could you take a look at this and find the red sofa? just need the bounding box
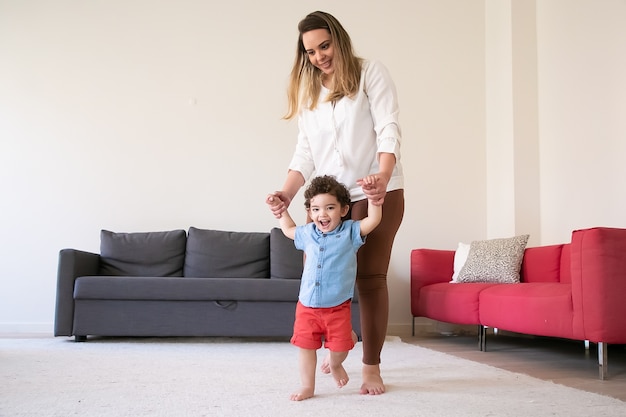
[410,227,626,379]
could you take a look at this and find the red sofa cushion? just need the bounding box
[479,283,574,339]
[416,282,498,325]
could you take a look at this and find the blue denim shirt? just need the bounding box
[294,220,365,308]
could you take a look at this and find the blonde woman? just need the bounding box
[266,10,404,395]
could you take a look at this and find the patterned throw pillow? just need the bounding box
[456,234,530,283]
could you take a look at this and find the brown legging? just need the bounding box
[348,189,404,365]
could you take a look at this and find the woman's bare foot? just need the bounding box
[360,363,385,395]
[320,331,358,374]
[290,386,314,401]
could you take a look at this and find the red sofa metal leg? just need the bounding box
[598,342,608,380]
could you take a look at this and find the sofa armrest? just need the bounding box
[410,249,455,314]
[571,227,626,344]
[54,249,100,336]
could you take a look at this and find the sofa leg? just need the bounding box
[412,317,415,336]
[74,335,87,342]
[598,342,608,380]
[478,325,486,351]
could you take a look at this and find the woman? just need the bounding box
[266,10,404,395]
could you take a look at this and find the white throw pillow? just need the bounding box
[451,242,471,283]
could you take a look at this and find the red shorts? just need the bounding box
[290,299,355,352]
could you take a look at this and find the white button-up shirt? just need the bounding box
[288,60,404,202]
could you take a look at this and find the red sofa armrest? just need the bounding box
[571,227,626,343]
[410,249,455,313]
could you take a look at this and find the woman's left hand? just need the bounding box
[357,174,388,206]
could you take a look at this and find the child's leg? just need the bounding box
[329,349,350,388]
[323,302,358,387]
[291,348,317,401]
[320,330,358,374]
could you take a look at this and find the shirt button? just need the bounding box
[317,265,321,268]
[315,282,320,286]
[319,247,324,251]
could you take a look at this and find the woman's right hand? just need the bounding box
[266,191,291,219]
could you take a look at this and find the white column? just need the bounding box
[485,0,541,243]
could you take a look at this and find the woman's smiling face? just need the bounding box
[302,28,335,75]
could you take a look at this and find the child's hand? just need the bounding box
[357,175,386,206]
[266,192,291,219]
[357,174,378,186]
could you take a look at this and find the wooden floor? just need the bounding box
[399,329,626,402]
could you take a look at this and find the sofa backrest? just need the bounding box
[99,229,187,277]
[520,244,567,283]
[559,244,572,284]
[184,227,270,278]
[269,228,303,279]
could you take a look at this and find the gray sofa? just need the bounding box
[55,227,361,341]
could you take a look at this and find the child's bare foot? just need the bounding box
[360,364,385,395]
[330,363,350,388]
[320,354,331,374]
[290,386,314,401]
[320,331,358,374]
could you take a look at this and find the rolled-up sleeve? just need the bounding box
[365,61,402,160]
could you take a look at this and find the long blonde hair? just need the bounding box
[284,11,362,120]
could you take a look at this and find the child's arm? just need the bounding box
[278,209,297,240]
[357,175,383,236]
[359,198,382,236]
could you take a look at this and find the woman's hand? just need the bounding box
[357,174,388,206]
[266,191,292,219]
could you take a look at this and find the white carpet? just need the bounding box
[1,336,624,417]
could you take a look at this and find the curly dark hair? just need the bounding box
[304,175,351,209]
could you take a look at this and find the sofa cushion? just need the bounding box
[270,227,303,279]
[184,227,270,278]
[457,234,529,283]
[99,229,187,277]
[416,282,498,325]
[520,244,564,283]
[74,276,300,301]
[479,283,574,339]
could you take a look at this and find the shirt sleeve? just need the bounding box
[350,220,366,251]
[363,60,402,160]
[287,117,316,181]
[293,224,306,251]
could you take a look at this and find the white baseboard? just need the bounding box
[0,322,53,335]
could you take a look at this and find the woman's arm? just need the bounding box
[266,170,305,218]
[357,152,395,206]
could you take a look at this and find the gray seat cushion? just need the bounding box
[74,276,301,302]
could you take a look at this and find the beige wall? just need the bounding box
[0,0,623,334]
